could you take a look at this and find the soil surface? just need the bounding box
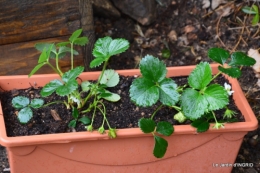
[0,75,241,137]
[1,0,260,172]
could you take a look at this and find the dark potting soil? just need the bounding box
[0,74,243,137]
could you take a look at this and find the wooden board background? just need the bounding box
[0,0,94,75]
[0,0,80,45]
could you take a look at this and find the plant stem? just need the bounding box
[97,58,109,85]
[90,103,97,126]
[211,111,218,124]
[171,105,181,111]
[151,104,163,120]
[82,86,97,109]
[46,62,61,77]
[97,102,112,129]
[210,72,221,82]
[83,58,109,105]
[71,43,73,70]
[55,54,63,76]
[177,85,186,92]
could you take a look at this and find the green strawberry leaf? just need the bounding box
[153,135,168,158]
[229,52,256,67]
[56,41,70,47]
[56,79,78,96]
[79,116,91,125]
[68,120,77,128]
[73,37,88,46]
[99,90,120,102]
[40,79,63,97]
[140,55,167,82]
[92,36,129,61]
[38,48,49,63]
[208,48,230,65]
[99,69,119,87]
[181,84,228,120]
[218,66,241,78]
[156,121,174,136]
[18,107,33,124]
[91,37,129,67]
[81,81,92,92]
[158,78,180,106]
[58,46,72,55]
[30,98,44,109]
[72,107,79,119]
[92,36,112,59]
[130,77,159,107]
[181,88,208,120]
[108,38,130,56]
[28,63,46,77]
[35,43,56,58]
[12,96,30,109]
[138,118,156,133]
[204,84,229,111]
[69,29,83,42]
[191,119,210,133]
[90,57,106,68]
[57,47,79,58]
[99,92,112,98]
[62,66,84,83]
[188,62,212,90]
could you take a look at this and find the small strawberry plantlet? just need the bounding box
[242,4,259,26]
[12,96,44,123]
[80,36,129,137]
[130,48,256,158]
[11,29,130,138]
[130,55,179,158]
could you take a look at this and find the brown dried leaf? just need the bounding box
[216,6,233,17]
[183,25,195,34]
[144,28,158,38]
[135,24,144,37]
[167,30,177,42]
[248,49,260,73]
[202,0,227,10]
[248,49,260,87]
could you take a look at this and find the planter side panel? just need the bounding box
[7,131,245,173]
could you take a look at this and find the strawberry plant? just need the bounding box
[12,29,130,138]
[130,48,256,158]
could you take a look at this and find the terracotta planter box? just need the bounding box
[0,64,258,173]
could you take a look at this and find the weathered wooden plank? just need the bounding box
[79,0,95,71]
[0,37,84,75]
[0,0,81,45]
